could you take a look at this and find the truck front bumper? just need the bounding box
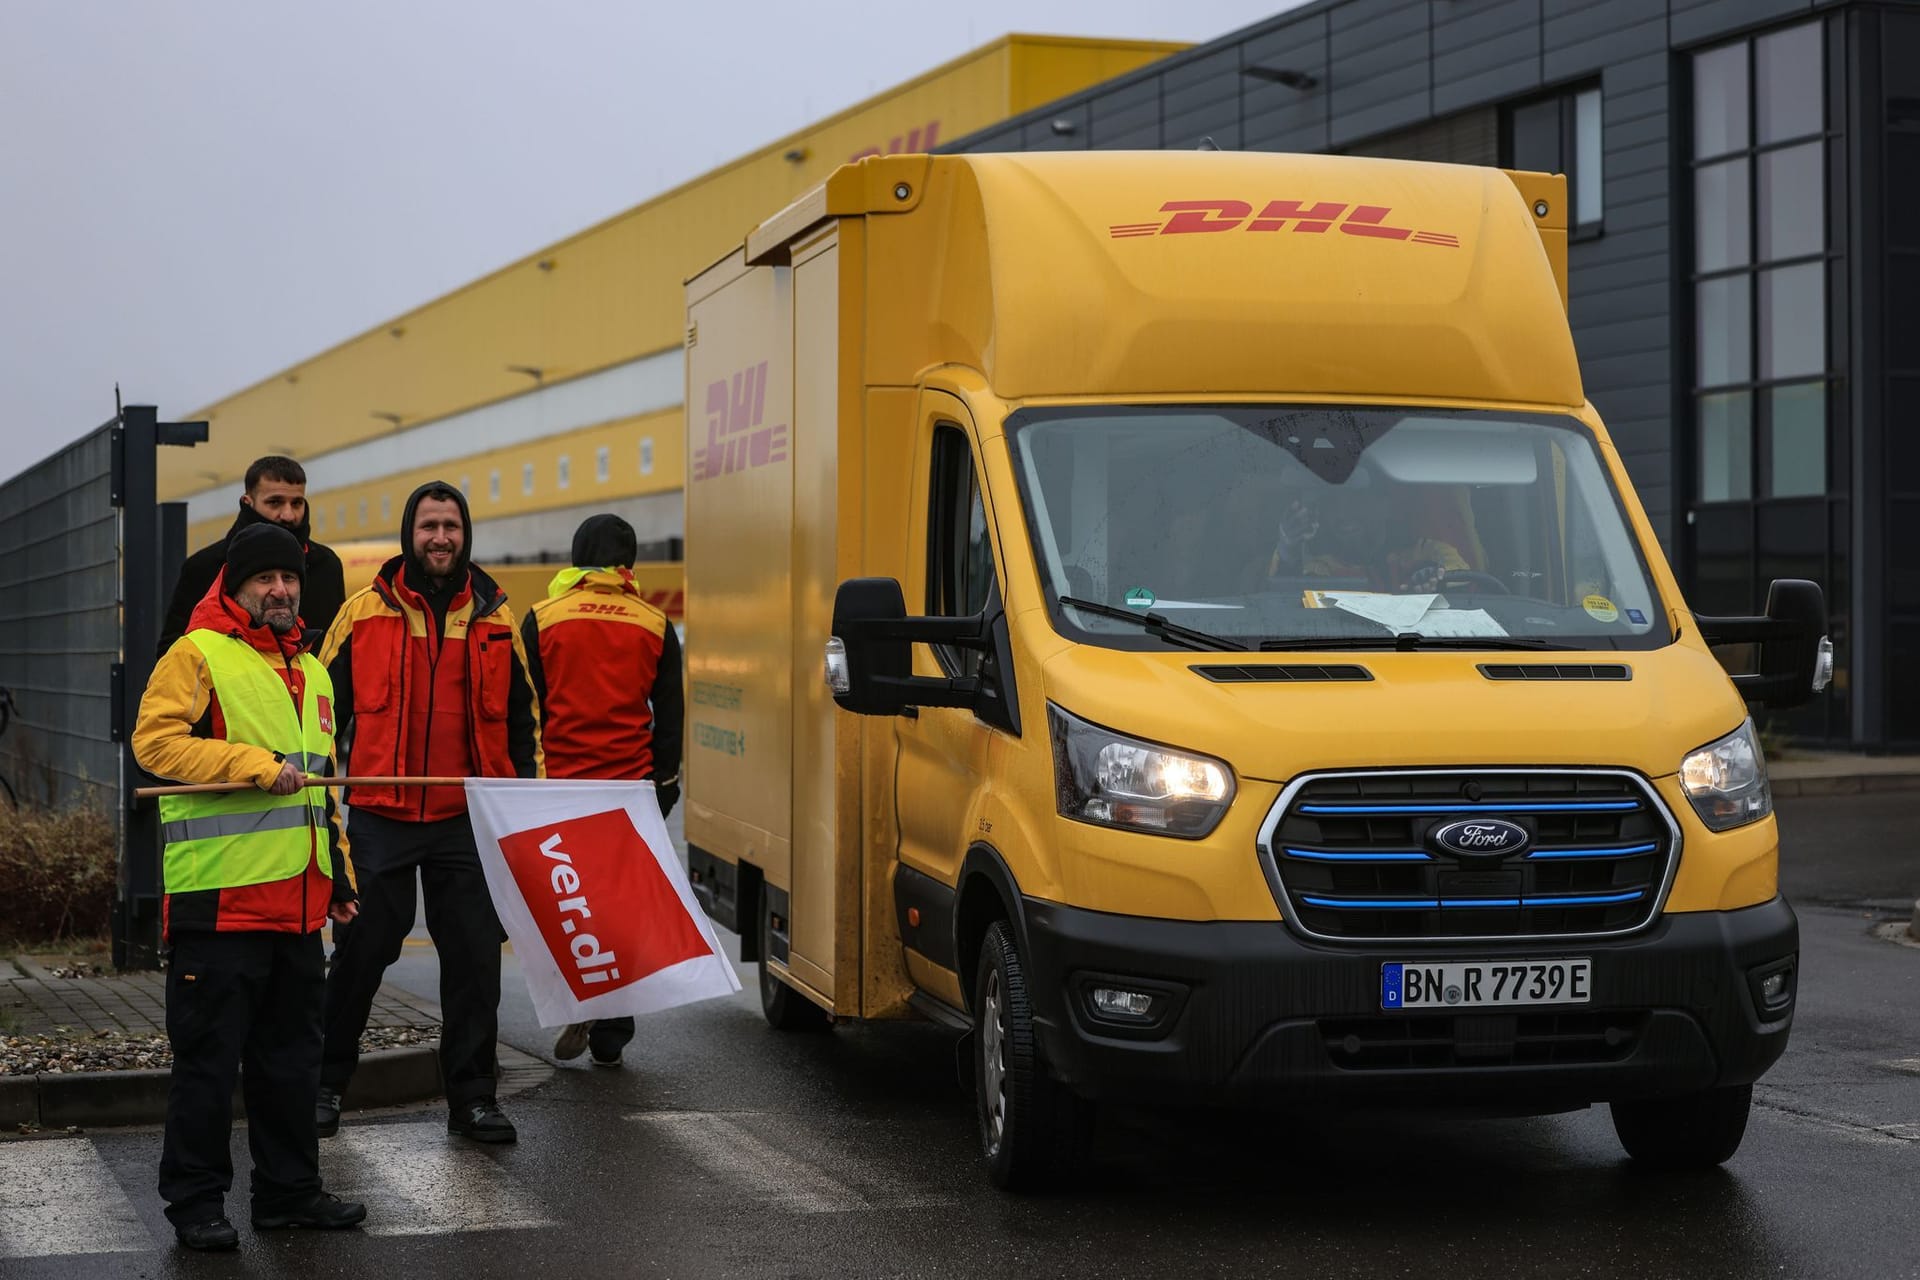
[1020,895,1796,1110]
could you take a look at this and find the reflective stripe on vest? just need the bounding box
[159,633,336,895]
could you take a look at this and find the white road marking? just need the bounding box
[324,1121,556,1237]
[631,1111,866,1214]
[0,1139,152,1258]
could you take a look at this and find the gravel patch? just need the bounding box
[0,1024,440,1076]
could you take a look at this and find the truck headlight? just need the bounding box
[1679,719,1772,832]
[1049,704,1234,838]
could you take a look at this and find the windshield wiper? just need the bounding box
[1260,633,1578,652]
[1056,596,1248,652]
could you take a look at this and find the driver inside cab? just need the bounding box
[1265,473,1477,593]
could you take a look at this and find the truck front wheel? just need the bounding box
[758,893,829,1032]
[973,920,1091,1190]
[1610,1083,1753,1169]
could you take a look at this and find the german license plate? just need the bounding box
[1382,959,1591,1011]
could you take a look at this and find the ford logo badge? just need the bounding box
[1429,817,1531,861]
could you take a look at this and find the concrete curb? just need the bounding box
[2,1044,443,1131]
[1770,771,1920,798]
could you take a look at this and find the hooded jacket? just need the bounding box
[318,482,543,823]
[522,566,682,783]
[133,573,353,937]
[159,501,346,656]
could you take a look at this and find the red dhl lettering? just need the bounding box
[1110,199,1460,248]
[849,120,941,163]
[692,360,789,482]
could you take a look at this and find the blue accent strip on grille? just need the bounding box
[1299,895,1439,910]
[1522,889,1645,907]
[1297,801,1641,815]
[1526,842,1661,860]
[1284,848,1431,862]
[1298,889,1646,911]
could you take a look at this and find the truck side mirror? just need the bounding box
[1696,578,1833,710]
[825,577,1020,732]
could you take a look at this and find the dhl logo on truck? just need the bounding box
[1110,199,1460,247]
[692,360,789,482]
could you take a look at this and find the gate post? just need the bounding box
[110,404,206,970]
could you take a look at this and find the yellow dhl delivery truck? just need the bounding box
[681,151,1832,1189]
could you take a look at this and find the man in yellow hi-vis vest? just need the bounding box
[134,524,368,1251]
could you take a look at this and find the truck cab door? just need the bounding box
[893,391,1002,985]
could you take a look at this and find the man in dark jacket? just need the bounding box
[315,481,542,1144]
[522,514,683,1067]
[161,456,347,656]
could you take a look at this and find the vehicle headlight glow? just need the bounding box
[1049,704,1235,838]
[1678,719,1772,832]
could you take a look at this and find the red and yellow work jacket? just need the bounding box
[319,557,542,822]
[521,567,682,782]
[132,579,350,937]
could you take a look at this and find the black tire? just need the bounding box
[1610,1083,1753,1170]
[758,892,830,1032]
[973,919,1092,1191]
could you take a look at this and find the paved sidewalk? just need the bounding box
[1768,750,1920,797]
[1,954,438,1039]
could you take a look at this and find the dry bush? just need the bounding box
[0,804,117,946]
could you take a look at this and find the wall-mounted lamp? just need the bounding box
[1242,65,1319,90]
[537,258,556,272]
[783,147,809,163]
[507,365,545,385]
[370,412,404,428]
[1050,117,1078,136]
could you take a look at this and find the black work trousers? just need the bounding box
[322,811,502,1107]
[159,930,325,1227]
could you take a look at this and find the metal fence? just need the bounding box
[0,423,121,812]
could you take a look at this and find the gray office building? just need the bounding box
[949,0,1920,749]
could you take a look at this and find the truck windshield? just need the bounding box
[1006,405,1672,652]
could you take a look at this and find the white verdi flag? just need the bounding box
[466,778,742,1029]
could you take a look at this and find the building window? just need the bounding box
[459,475,470,497]
[639,437,655,476]
[522,463,535,496]
[314,508,325,532]
[358,500,368,526]
[596,446,610,483]
[1502,85,1603,237]
[557,455,570,490]
[1690,21,1831,504]
[380,495,390,523]
[336,505,345,529]
[489,470,501,503]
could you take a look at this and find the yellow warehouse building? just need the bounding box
[164,34,1184,594]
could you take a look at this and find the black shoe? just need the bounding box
[589,1048,623,1067]
[253,1191,367,1231]
[175,1216,240,1251]
[448,1099,517,1143]
[315,1087,343,1138]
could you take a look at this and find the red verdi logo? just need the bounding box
[497,808,713,1000]
[1110,199,1460,247]
[693,360,789,482]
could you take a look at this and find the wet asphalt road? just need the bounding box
[3,793,1918,1279]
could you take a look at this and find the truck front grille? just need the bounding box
[1259,769,1679,943]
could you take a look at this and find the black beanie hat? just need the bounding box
[223,524,306,596]
[570,514,638,569]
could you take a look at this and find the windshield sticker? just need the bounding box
[1583,594,1619,623]
[1124,587,1156,610]
[1625,608,1647,625]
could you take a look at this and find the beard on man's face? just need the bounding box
[244,593,301,636]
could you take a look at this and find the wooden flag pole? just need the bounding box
[133,776,468,799]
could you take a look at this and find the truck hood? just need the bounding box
[1037,638,1747,784]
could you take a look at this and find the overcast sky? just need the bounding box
[0,1,1303,484]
